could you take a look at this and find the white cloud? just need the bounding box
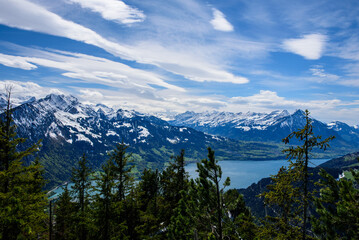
[0,53,37,70]
[0,0,247,85]
[282,34,327,60]
[0,80,64,99]
[210,8,234,32]
[309,65,339,82]
[0,50,186,92]
[229,90,342,111]
[79,89,104,101]
[67,0,145,24]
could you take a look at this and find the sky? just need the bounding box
[0,0,359,125]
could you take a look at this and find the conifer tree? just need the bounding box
[282,110,334,239]
[196,147,230,240]
[0,89,47,239]
[312,167,359,239]
[107,143,135,238]
[93,161,115,240]
[260,109,334,239]
[258,166,302,239]
[222,189,257,240]
[160,149,189,228]
[136,168,161,239]
[167,190,194,240]
[71,153,93,240]
[108,143,134,202]
[54,186,76,240]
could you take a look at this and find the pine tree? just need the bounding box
[0,90,47,239]
[282,109,334,239]
[258,166,302,239]
[167,190,194,240]
[136,168,161,239]
[222,189,257,240]
[108,143,134,202]
[196,147,230,239]
[312,166,359,239]
[71,153,93,240]
[93,161,115,240]
[107,143,135,239]
[260,109,334,239]
[54,186,76,240]
[160,149,189,228]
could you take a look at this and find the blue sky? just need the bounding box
[0,0,359,125]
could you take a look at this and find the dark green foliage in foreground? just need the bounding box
[312,165,359,239]
[0,91,47,240]
[258,110,335,240]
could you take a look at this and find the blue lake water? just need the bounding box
[48,159,329,199]
[185,159,329,189]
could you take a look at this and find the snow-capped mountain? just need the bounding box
[170,110,359,147]
[4,94,284,188]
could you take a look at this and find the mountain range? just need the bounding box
[170,110,359,149]
[1,94,285,188]
[2,93,358,188]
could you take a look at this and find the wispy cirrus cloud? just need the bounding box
[210,8,234,32]
[0,0,248,85]
[282,34,327,60]
[0,53,37,70]
[309,65,339,82]
[67,0,146,24]
[0,50,185,92]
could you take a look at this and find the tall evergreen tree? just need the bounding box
[196,147,230,240]
[312,167,359,239]
[260,109,334,239]
[282,110,334,239]
[93,161,115,240]
[136,168,161,239]
[0,90,47,239]
[107,143,135,239]
[71,153,93,240]
[54,186,76,240]
[160,149,189,228]
[108,143,134,202]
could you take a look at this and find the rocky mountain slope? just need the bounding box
[2,94,283,188]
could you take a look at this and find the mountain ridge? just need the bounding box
[2,93,286,189]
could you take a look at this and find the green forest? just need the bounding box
[1,96,358,239]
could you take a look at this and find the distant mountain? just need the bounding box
[170,110,359,150]
[3,94,284,189]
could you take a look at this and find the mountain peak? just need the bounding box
[293,109,305,116]
[39,94,79,112]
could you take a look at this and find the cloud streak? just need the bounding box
[0,0,247,85]
[0,50,185,92]
[67,0,146,24]
[0,53,37,70]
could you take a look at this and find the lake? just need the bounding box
[186,159,329,189]
[48,159,329,199]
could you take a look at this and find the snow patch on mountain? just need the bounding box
[76,134,93,146]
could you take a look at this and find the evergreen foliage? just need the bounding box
[312,166,359,239]
[0,90,47,239]
[260,109,334,239]
[70,154,93,240]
